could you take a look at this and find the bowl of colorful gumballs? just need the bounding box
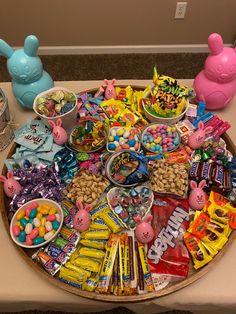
[141,123,180,154]
[33,87,77,132]
[107,126,140,153]
[10,198,63,248]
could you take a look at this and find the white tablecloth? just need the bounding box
[0,80,236,314]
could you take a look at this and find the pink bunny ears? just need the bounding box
[76,199,93,212]
[0,170,14,182]
[104,79,116,86]
[198,121,213,134]
[208,33,224,56]
[190,180,206,190]
[134,214,153,224]
[48,118,62,129]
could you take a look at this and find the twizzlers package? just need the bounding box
[148,195,190,278]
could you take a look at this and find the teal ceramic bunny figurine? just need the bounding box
[0,35,54,109]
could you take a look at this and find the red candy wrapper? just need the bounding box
[147,195,190,279]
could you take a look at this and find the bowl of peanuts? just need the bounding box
[10,198,63,249]
[63,169,110,207]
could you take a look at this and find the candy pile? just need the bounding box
[35,89,76,117]
[142,124,180,153]
[12,200,61,246]
[2,74,235,298]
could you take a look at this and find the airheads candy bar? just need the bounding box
[148,195,190,278]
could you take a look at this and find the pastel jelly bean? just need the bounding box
[16,210,25,220]
[44,230,55,241]
[38,226,46,237]
[52,220,60,230]
[36,212,43,220]
[20,218,28,228]
[49,207,57,215]
[12,225,20,237]
[25,223,33,234]
[55,214,61,222]
[18,231,26,242]
[25,207,32,217]
[33,217,41,227]
[29,228,39,240]
[47,214,56,222]
[26,235,33,246]
[45,221,53,232]
[41,217,46,226]
[16,221,24,230]
[33,237,45,245]
[29,208,38,219]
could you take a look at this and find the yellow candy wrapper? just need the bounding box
[83,275,99,292]
[138,241,154,292]
[79,238,107,250]
[80,229,111,240]
[99,208,124,233]
[118,108,140,126]
[59,266,87,282]
[100,99,126,120]
[73,256,101,273]
[97,234,120,293]
[90,218,110,230]
[78,247,106,260]
[116,86,133,105]
[64,261,91,278]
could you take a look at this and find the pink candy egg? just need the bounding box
[29,228,39,240]
[115,146,122,152]
[134,142,139,151]
[122,143,130,149]
[26,235,33,246]
[25,206,32,217]
[12,225,20,237]
[47,214,56,222]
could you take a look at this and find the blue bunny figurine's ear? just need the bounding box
[24,35,39,57]
[0,39,14,58]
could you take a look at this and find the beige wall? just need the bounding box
[1,0,236,46]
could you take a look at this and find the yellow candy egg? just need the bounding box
[16,221,24,230]
[38,226,46,237]
[49,207,57,215]
[41,208,49,215]
[171,126,176,132]
[24,216,29,221]
[41,217,46,226]
[117,128,125,136]
[166,127,172,132]
[108,136,114,142]
[16,210,25,221]
[36,212,42,220]
[146,143,151,148]
[154,138,161,144]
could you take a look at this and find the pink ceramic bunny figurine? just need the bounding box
[48,118,68,145]
[188,121,212,149]
[0,170,22,198]
[104,79,116,99]
[134,214,154,244]
[189,180,207,210]
[73,199,93,232]
[193,33,236,110]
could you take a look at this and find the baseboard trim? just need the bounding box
[14,44,233,55]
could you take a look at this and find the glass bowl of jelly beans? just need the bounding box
[33,87,77,132]
[141,123,180,154]
[107,127,140,153]
[10,199,63,249]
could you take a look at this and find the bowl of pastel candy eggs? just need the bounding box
[141,123,180,154]
[10,199,63,248]
[107,127,140,153]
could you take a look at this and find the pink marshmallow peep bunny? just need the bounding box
[0,170,22,198]
[188,121,212,149]
[193,33,236,110]
[134,214,154,244]
[189,180,207,210]
[48,118,68,145]
[73,199,93,232]
[104,79,116,99]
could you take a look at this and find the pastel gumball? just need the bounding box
[12,225,20,237]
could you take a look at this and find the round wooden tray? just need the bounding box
[1,86,236,303]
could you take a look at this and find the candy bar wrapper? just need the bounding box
[34,135,53,153]
[59,266,87,284]
[61,199,78,218]
[15,132,45,150]
[27,119,51,135]
[32,249,61,276]
[64,261,91,278]
[127,231,137,293]
[188,211,229,252]
[79,238,107,250]
[118,108,140,126]
[98,208,123,233]
[73,256,101,273]
[45,243,68,264]
[36,143,63,162]
[138,241,154,292]
[123,233,131,294]
[97,234,120,293]
[80,229,111,240]
[184,232,216,270]
[116,86,133,105]
[58,276,83,289]
[100,99,126,120]
[90,218,110,231]
[83,275,99,292]
[59,225,80,246]
[135,241,145,293]
[78,247,106,260]
[52,236,76,256]
[61,205,74,228]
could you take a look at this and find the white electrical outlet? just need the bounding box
[175,2,187,19]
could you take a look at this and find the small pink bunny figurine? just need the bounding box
[0,171,22,198]
[188,121,212,149]
[104,79,116,100]
[134,214,154,244]
[193,33,236,110]
[73,199,93,232]
[48,118,68,145]
[189,180,207,210]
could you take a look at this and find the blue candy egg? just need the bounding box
[143,135,148,141]
[33,237,45,245]
[20,218,28,228]
[128,139,136,147]
[114,135,120,142]
[108,143,116,151]
[18,231,26,242]
[155,144,160,150]
[29,208,38,219]
[150,146,156,152]
[52,220,60,230]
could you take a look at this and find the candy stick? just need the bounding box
[94,86,105,98]
[135,241,145,291]
[212,122,231,140]
[128,236,134,281]
[127,230,137,291]
[138,241,154,292]
[193,112,214,127]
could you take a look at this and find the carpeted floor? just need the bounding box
[0,52,198,314]
[0,53,207,82]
